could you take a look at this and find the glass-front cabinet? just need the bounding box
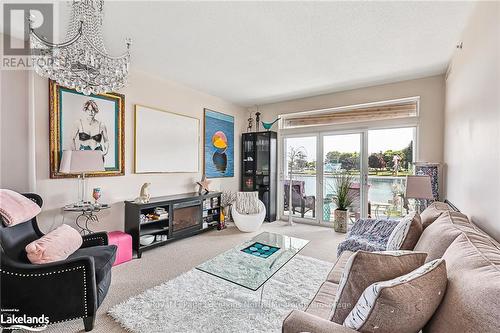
[241,131,277,221]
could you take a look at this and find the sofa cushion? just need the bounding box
[424,232,500,333]
[344,259,447,333]
[330,250,427,324]
[420,201,451,229]
[386,212,422,250]
[305,281,339,319]
[327,250,355,284]
[414,211,475,262]
[68,245,117,287]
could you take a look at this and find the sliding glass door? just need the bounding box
[367,128,415,218]
[281,126,416,224]
[322,133,362,223]
[283,136,317,221]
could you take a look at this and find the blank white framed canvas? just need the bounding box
[134,104,199,173]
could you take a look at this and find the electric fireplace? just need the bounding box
[172,200,201,233]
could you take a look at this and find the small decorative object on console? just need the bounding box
[262,118,280,131]
[134,182,151,203]
[255,111,261,131]
[197,174,211,194]
[247,113,254,132]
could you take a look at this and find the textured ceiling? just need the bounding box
[6,1,476,106]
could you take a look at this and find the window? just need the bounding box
[282,98,418,129]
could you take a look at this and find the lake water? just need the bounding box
[291,174,406,204]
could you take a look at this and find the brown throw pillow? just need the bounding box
[386,212,423,250]
[343,259,447,333]
[330,250,427,324]
[420,201,451,229]
[414,211,474,262]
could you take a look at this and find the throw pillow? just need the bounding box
[0,189,41,226]
[236,192,260,214]
[330,250,427,324]
[343,259,447,333]
[420,201,451,229]
[414,210,474,262]
[386,212,422,250]
[25,224,83,264]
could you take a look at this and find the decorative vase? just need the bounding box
[223,206,231,222]
[218,206,229,230]
[334,209,349,233]
[92,187,101,205]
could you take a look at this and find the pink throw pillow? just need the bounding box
[26,225,83,264]
[0,189,41,226]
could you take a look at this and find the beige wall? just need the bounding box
[257,75,446,164]
[0,69,31,192]
[31,70,245,232]
[444,2,500,241]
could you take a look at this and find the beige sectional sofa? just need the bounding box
[283,209,500,333]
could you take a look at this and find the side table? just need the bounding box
[63,203,110,235]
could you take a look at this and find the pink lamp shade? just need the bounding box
[59,150,105,174]
[405,175,434,200]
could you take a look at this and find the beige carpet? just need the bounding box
[43,221,345,333]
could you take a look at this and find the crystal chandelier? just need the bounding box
[30,0,131,95]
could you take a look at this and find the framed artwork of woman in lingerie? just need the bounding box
[49,80,125,178]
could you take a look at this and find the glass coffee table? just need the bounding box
[196,232,309,305]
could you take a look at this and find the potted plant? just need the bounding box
[331,173,354,233]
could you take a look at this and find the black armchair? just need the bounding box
[0,193,116,332]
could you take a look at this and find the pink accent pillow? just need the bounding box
[26,225,83,264]
[0,189,41,226]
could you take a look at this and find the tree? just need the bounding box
[325,151,342,164]
[294,154,308,170]
[306,160,316,169]
[339,152,359,171]
[402,141,413,169]
[368,153,386,173]
[288,148,307,171]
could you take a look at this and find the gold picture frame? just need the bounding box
[49,80,125,178]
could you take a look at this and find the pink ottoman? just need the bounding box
[108,231,132,266]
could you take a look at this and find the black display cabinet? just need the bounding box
[241,131,277,221]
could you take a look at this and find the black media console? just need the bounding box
[124,191,222,258]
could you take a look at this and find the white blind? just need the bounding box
[283,100,418,129]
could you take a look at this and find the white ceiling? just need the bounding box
[6,1,476,106]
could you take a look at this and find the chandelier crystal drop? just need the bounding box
[30,0,131,95]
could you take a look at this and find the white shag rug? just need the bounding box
[108,255,333,333]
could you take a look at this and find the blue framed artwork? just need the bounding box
[204,109,234,178]
[49,80,125,178]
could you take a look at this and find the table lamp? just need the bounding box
[59,150,105,206]
[405,175,434,213]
